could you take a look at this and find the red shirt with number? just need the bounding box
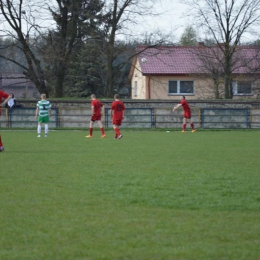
[111,100,125,125]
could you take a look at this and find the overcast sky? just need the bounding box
[135,1,189,42]
[149,2,188,33]
[132,0,258,44]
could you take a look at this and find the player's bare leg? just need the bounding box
[113,124,122,139]
[86,121,94,137]
[0,134,4,151]
[112,125,118,139]
[98,120,106,138]
[182,118,187,132]
[187,118,196,132]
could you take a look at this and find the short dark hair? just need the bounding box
[114,94,119,99]
[182,95,186,99]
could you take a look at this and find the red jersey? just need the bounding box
[111,100,125,120]
[0,90,9,116]
[0,90,9,101]
[180,99,191,119]
[180,99,190,111]
[91,99,103,116]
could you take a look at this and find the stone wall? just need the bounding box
[17,99,260,109]
[1,99,259,129]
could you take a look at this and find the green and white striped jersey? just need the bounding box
[37,100,51,117]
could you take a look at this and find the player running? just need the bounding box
[173,95,196,133]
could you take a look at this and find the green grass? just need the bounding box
[0,130,260,260]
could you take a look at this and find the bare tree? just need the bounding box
[0,0,49,95]
[0,0,105,97]
[192,44,225,98]
[101,0,158,97]
[181,0,260,98]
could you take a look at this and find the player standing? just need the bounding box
[173,95,196,132]
[35,94,52,137]
[110,94,125,139]
[0,90,12,151]
[86,94,106,138]
[0,90,11,152]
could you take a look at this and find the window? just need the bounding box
[168,80,194,95]
[169,81,177,93]
[134,81,137,97]
[233,81,252,95]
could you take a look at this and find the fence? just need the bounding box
[1,107,260,129]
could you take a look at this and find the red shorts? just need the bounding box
[113,118,122,126]
[91,115,101,121]
[183,110,191,119]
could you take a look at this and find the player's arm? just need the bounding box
[35,107,39,119]
[110,109,113,118]
[91,105,94,116]
[173,104,182,111]
[0,95,12,107]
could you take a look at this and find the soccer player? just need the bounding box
[173,95,196,132]
[0,90,12,151]
[86,94,106,138]
[110,94,125,139]
[35,94,52,137]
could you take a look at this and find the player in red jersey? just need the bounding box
[86,94,106,138]
[110,94,125,139]
[173,95,196,132]
[0,90,12,151]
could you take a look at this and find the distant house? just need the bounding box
[0,73,40,99]
[129,45,260,99]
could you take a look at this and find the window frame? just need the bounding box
[233,81,253,96]
[168,80,195,95]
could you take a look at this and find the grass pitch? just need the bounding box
[0,130,260,260]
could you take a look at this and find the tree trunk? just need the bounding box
[52,60,67,97]
[23,70,49,97]
[213,79,220,99]
[224,55,232,99]
[106,31,116,97]
[106,55,114,97]
[54,71,65,97]
[37,80,49,97]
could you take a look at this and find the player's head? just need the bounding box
[114,94,119,100]
[41,94,46,100]
[181,95,185,100]
[91,94,96,99]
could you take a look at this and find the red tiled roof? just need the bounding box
[136,45,260,75]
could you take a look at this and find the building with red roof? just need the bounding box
[0,73,40,99]
[129,44,260,99]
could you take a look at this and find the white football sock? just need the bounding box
[37,125,41,134]
[45,124,49,135]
